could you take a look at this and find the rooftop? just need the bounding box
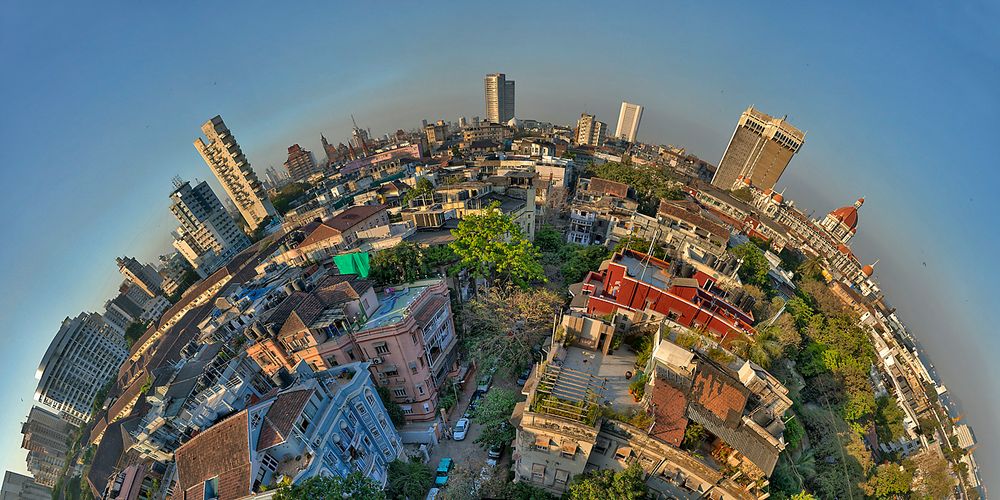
[362,279,440,329]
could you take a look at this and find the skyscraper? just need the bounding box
[614,101,644,143]
[485,73,515,124]
[169,179,250,277]
[575,113,606,147]
[194,115,276,232]
[1,471,52,500]
[283,144,320,182]
[34,313,127,427]
[711,106,805,191]
[115,256,162,298]
[20,407,73,488]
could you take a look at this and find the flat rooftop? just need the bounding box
[554,346,638,411]
[619,253,672,290]
[362,279,440,329]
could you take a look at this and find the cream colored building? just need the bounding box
[575,113,606,147]
[194,115,277,232]
[711,106,805,192]
[614,101,643,143]
[485,73,515,124]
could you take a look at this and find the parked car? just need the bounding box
[453,418,470,440]
[477,373,493,393]
[486,444,504,466]
[464,390,484,418]
[517,367,532,387]
[426,487,440,500]
[434,458,453,486]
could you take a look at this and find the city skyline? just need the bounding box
[0,0,997,490]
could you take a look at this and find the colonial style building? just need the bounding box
[247,276,457,423]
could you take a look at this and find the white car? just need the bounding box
[453,417,470,440]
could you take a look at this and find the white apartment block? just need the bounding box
[34,313,128,427]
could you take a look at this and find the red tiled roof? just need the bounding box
[413,293,446,327]
[256,389,314,451]
[587,177,629,199]
[175,410,251,500]
[690,363,749,427]
[649,380,689,447]
[326,205,386,232]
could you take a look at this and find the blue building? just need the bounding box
[172,361,402,500]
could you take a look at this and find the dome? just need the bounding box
[743,177,752,186]
[764,188,774,196]
[772,192,784,203]
[861,264,874,277]
[828,197,864,231]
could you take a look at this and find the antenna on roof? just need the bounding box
[171,176,185,189]
[351,114,359,129]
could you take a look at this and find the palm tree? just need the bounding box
[732,326,784,369]
[796,257,823,281]
[776,448,817,492]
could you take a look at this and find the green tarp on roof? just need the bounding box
[332,251,371,278]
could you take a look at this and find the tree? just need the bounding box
[681,422,706,450]
[533,225,564,254]
[123,321,150,349]
[273,473,385,499]
[471,388,518,449]
[370,242,429,286]
[386,459,433,500]
[377,386,407,426]
[461,286,563,377]
[560,245,611,283]
[542,186,570,226]
[863,463,912,499]
[449,202,544,288]
[773,448,816,494]
[270,182,308,214]
[790,492,817,500]
[402,177,435,206]
[731,325,784,369]
[874,395,907,443]
[566,462,647,500]
[731,242,770,288]
[918,454,954,500]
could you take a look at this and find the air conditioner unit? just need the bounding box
[372,357,384,364]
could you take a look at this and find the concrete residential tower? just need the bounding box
[575,113,606,147]
[34,313,127,427]
[194,115,276,232]
[20,407,73,487]
[614,101,643,142]
[485,73,515,124]
[169,179,250,277]
[711,106,805,191]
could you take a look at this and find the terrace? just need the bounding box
[361,280,438,330]
[530,343,639,424]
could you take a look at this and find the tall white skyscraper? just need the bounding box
[34,313,127,427]
[485,73,515,124]
[614,101,644,142]
[169,179,250,277]
[194,115,276,232]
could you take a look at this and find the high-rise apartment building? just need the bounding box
[1,471,52,500]
[116,256,162,298]
[169,179,250,277]
[614,101,643,143]
[20,407,73,487]
[711,106,805,192]
[194,115,276,232]
[283,144,320,182]
[485,73,515,124]
[34,313,127,427]
[575,113,606,147]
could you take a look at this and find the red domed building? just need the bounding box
[819,198,864,244]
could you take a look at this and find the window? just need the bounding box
[374,343,390,355]
[401,405,413,415]
[346,348,356,361]
[204,477,219,499]
[365,390,377,407]
[554,469,570,486]
[531,463,546,482]
[393,388,406,398]
[416,384,425,395]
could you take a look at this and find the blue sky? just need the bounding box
[1,0,997,486]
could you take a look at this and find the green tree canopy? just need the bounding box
[730,241,771,288]
[449,202,543,287]
[461,286,563,377]
[385,459,433,500]
[273,473,385,500]
[402,177,435,206]
[864,463,913,499]
[566,462,647,500]
[471,388,518,449]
